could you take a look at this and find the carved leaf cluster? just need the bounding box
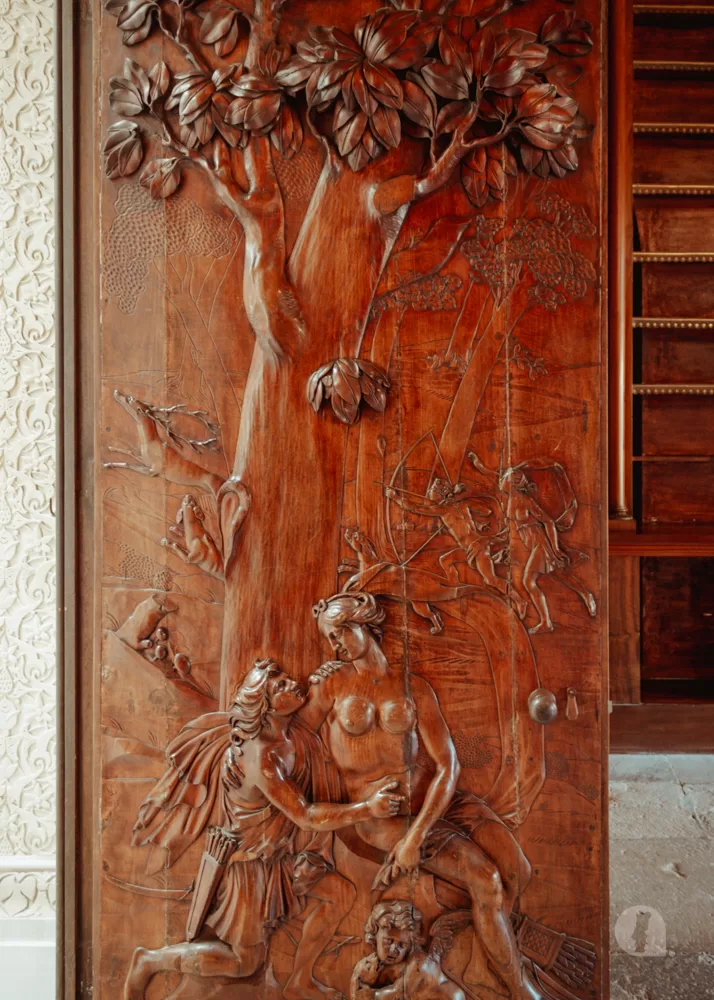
[105,0,158,46]
[278,11,437,170]
[307,359,391,425]
[102,2,595,205]
[462,142,517,207]
[104,121,144,179]
[225,47,304,157]
[166,66,246,147]
[197,0,245,56]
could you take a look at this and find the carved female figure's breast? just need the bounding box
[335,694,416,737]
[337,695,375,736]
[380,697,417,735]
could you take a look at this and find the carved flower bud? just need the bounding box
[307,358,390,425]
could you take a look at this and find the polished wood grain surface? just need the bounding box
[62,0,607,996]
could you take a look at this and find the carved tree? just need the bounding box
[103,0,594,702]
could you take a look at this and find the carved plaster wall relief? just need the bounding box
[0,0,56,917]
[94,0,606,997]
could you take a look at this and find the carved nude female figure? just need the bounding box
[301,593,533,1000]
[124,658,402,1000]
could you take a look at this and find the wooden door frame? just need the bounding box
[57,2,99,997]
[55,2,612,997]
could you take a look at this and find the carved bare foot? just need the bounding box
[584,592,597,617]
[528,620,554,635]
[343,528,378,569]
[124,946,154,1000]
[409,601,444,634]
[283,977,346,1000]
[512,596,529,620]
[428,607,444,634]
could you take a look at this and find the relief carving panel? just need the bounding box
[92,0,605,996]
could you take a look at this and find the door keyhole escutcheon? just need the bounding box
[567,688,579,721]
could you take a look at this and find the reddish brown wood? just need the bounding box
[634,78,714,121]
[633,21,714,62]
[639,262,714,316]
[635,198,714,252]
[642,397,714,453]
[642,462,714,523]
[609,557,642,704]
[61,1,608,997]
[641,557,714,680]
[611,703,714,752]
[609,527,714,556]
[609,0,635,521]
[642,324,714,384]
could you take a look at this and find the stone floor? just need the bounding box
[610,754,714,999]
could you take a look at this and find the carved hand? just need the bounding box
[308,660,343,684]
[354,988,377,1000]
[354,955,381,987]
[388,834,422,878]
[367,780,404,819]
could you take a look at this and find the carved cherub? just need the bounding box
[350,901,465,1000]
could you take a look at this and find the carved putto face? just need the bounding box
[266,671,306,716]
[375,924,413,966]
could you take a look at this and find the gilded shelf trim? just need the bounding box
[634,5,714,14]
[632,317,714,328]
[633,184,714,196]
[634,252,714,262]
[634,60,714,72]
[633,383,714,395]
[634,122,714,135]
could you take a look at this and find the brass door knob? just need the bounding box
[528,688,558,725]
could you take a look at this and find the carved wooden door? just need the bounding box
[63,0,607,997]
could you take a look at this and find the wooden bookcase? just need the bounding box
[609,0,714,750]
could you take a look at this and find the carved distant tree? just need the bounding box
[102,0,594,701]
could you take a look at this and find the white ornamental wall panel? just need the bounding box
[0,0,56,930]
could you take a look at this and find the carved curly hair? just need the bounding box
[364,900,424,948]
[312,591,386,641]
[228,658,281,755]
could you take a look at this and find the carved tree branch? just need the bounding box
[157,3,211,75]
[373,110,515,216]
[475,0,529,28]
[245,0,282,65]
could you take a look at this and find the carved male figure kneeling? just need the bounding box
[124,658,401,1000]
